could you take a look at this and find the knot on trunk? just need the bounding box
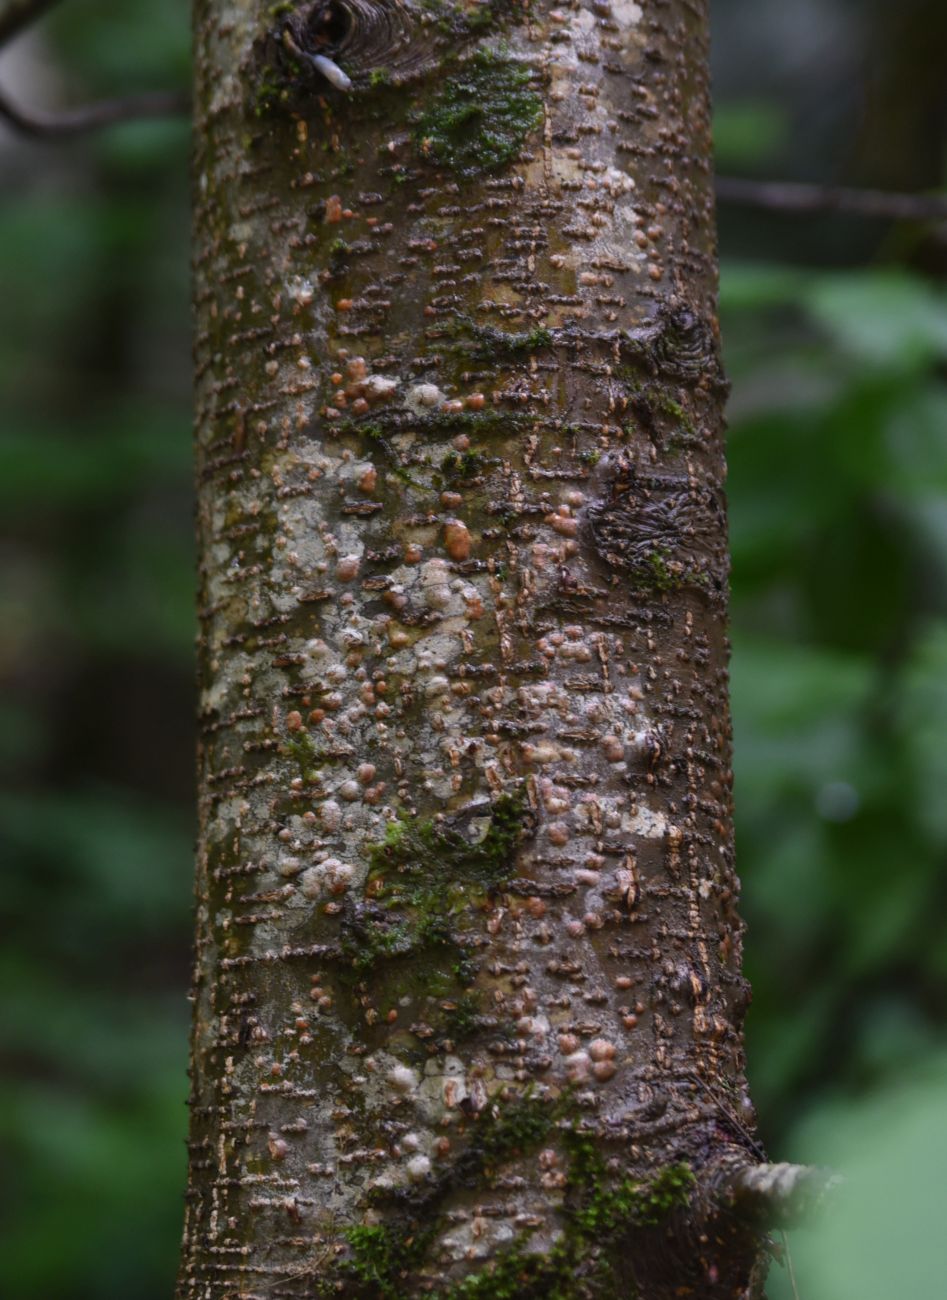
[622,299,728,390]
[283,0,437,90]
[649,302,718,381]
[583,454,729,595]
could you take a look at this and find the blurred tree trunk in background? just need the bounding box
[853,0,947,195]
[179,1,788,1295]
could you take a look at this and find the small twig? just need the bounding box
[0,0,63,49]
[726,1160,841,1228]
[0,83,189,137]
[716,175,947,223]
[688,1071,806,1296]
[783,1231,802,1300]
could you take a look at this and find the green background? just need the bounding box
[1,1,945,1295]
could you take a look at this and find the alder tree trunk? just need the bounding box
[180,1,810,1296]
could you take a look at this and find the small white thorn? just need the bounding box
[308,53,353,92]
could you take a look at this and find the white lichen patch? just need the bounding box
[405,1153,432,1182]
[602,166,635,197]
[406,382,446,411]
[287,276,316,306]
[299,858,355,899]
[622,805,667,839]
[440,1217,517,1261]
[388,1062,420,1095]
[612,0,644,26]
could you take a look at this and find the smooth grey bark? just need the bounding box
[179,2,813,1296]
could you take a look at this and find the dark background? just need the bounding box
[1,1,945,1295]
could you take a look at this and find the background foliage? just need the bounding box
[0,1,945,1296]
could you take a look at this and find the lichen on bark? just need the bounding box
[180,0,780,1296]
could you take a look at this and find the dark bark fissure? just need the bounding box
[179,2,812,1296]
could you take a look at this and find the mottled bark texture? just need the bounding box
[180,1,782,1296]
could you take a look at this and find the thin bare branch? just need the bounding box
[0,83,189,137]
[0,0,63,48]
[716,175,947,223]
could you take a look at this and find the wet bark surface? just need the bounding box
[180,1,767,1295]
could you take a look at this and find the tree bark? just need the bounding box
[179,2,786,1296]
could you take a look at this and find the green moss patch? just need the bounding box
[284,730,338,780]
[342,1222,437,1298]
[415,51,542,176]
[367,789,527,904]
[315,1065,697,1299]
[447,316,553,358]
[344,790,527,976]
[448,1145,694,1299]
[332,1098,693,1299]
[441,449,488,480]
[474,1092,555,1171]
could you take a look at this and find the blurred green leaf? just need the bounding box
[771,1063,947,1300]
[899,621,947,844]
[0,411,190,512]
[0,789,193,942]
[732,636,871,766]
[804,271,947,367]
[93,117,191,173]
[0,1078,186,1300]
[719,260,805,313]
[883,387,947,492]
[48,0,191,92]
[713,102,789,167]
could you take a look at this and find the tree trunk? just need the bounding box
[179,2,804,1296]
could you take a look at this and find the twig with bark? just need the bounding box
[0,0,188,138]
[715,175,947,223]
